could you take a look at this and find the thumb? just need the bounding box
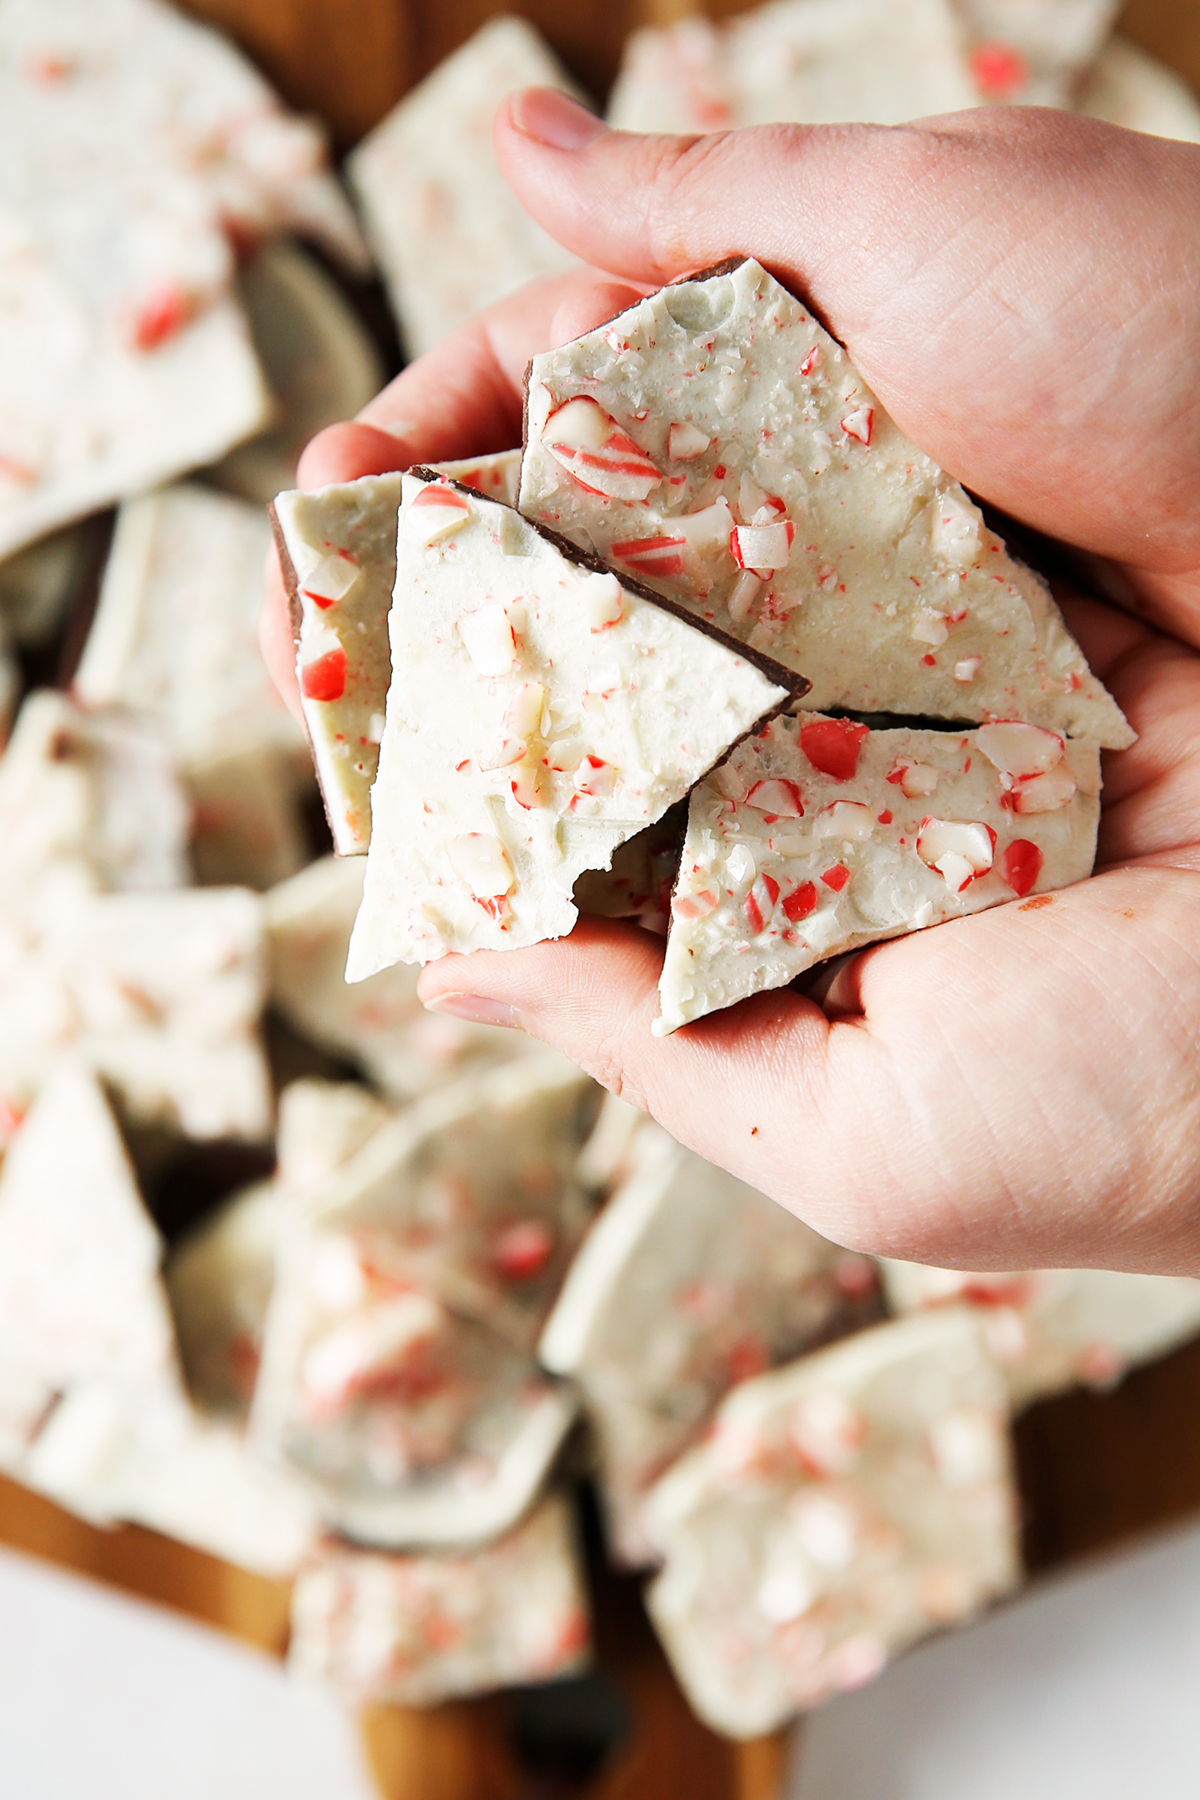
[495,91,1200,572]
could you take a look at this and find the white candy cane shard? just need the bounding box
[607,0,978,133]
[348,472,798,980]
[643,1310,1019,1739]
[539,1128,879,1566]
[209,242,384,506]
[273,473,404,854]
[520,258,1132,750]
[347,17,583,358]
[251,1060,594,1547]
[657,713,1101,1035]
[1076,37,1200,144]
[954,0,1118,106]
[264,855,544,1099]
[289,1492,591,1705]
[880,1261,1200,1409]
[0,1065,179,1398]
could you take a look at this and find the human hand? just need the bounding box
[280,97,1200,1275]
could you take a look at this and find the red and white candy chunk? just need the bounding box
[543,398,663,503]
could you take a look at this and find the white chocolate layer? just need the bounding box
[349,472,793,979]
[658,712,1100,1034]
[520,259,1131,749]
[0,1064,178,1398]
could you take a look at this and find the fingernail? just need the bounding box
[423,993,524,1031]
[510,87,604,151]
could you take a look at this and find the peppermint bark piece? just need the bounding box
[251,1060,594,1547]
[0,690,189,900]
[349,472,799,979]
[0,886,271,1143]
[0,1064,179,1404]
[954,0,1117,106]
[290,1493,591,1705]
[21,1382,318,1576]
[210,242,384,506]
[347,17,581,357]
[540,1127,879,1565]
[77,482,311,888]
[608,0,978,134]
[167,1081,390,1419]
[1076,38,1200,143]
[879,1262,1200,1408]
[273,473,403,854]
[644,1310,1019,1738]
[273,458,522,855]
[658,713,1100,1034]
[520,258,1132,749]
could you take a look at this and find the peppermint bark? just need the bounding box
[520,258,1131,749]
[658,713,1101,1034]
[348,472,799,980]
[273,474,403,855]
[540,1126,878,1566]
[346,16,581,357]
[644,1310,1019,1737]
[251,1060,595,1547]
[880,1261,1200,1408]
[608,0,977,134]
[289,1493,591,1706]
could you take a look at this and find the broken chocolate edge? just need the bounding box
[267,499,363,858]
[407,468,811,702]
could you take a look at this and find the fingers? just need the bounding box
[297,421,414,489]
[496,92,1200,574]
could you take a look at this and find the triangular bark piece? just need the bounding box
[348,471,801,979]
[0,1064,178,1396]
[520,258,1132,749]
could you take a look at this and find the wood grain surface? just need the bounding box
[4,4,1200,1797]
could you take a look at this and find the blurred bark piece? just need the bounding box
[175,0,412,147]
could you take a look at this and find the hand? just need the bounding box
[281,96,1200,1275]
